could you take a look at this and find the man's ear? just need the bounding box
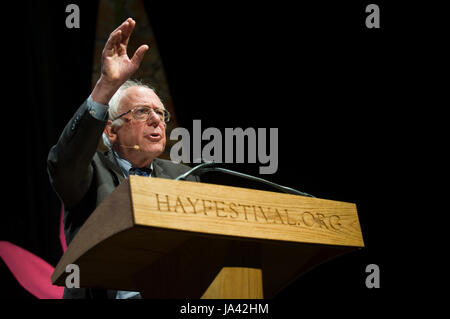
[104,120,118,144]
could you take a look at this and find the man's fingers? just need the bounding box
[104,29,122,53]
[111,18,133,35]
[104,18,135,56]
[120,18,135,47]
[130,44,149,67]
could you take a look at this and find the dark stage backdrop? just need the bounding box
[2,0,100,299]
[1,0,412,307]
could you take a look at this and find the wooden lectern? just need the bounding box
[52,176,364,298]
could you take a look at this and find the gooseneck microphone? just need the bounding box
[175,161,314,197]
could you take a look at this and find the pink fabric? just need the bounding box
[60,205,67,253]
[0,206,67,299]
[0,241,64,299]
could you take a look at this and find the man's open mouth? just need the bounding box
[145,133,162,141]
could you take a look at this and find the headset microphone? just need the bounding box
[120,145,140,150]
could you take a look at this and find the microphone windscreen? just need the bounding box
[120,144,140,150]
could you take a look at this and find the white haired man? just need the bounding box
[47,18,199,299]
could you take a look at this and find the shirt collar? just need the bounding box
[112,150,153,178]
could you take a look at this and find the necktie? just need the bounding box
[129,167,152,177]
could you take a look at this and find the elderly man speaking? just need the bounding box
[47,18,199,299]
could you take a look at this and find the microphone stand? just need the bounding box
[175,161,314,198]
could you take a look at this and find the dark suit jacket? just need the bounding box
[47,99,199,299]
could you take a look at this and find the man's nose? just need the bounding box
[146,109,161,126]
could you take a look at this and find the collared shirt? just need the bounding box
[113,150,154,178]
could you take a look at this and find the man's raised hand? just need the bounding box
[92,18,149,105]
[102,18,148,82]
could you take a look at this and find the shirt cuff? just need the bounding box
[87,95,109,121]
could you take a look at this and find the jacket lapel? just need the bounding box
[152,158,173,180]
[98,150,125,184]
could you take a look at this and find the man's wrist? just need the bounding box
[91,76,122,105]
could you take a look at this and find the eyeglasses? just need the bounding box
[112,105,171,123]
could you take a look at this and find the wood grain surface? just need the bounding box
[130,176,364,247]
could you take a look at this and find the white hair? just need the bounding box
[108,79,161,128]
[101,79,164,149]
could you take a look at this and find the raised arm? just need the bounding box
[48,18,148,208]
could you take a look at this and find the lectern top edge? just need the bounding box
[129,177,365,248]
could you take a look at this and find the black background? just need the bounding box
[1,0,430,313]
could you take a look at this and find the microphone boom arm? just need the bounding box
[175,162,314,197]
